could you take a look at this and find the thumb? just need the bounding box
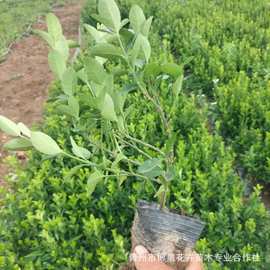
[133,245,173,270]
[185,251,203,270]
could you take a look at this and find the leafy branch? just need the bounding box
[0,0,184,210]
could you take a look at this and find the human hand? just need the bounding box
[133,245,203,270]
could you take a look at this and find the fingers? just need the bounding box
[133,245,173,270]
[185,251,204,270]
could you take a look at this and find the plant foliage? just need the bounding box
[0,1,270,269]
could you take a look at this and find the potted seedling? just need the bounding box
[0,1,204,269]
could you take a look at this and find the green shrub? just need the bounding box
[0,1,269,270]
[110,0,270,183]
[215,72,270,182]
[1,88,270,269]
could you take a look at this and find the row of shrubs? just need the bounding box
[0,0,269,269]
[100,0,270,184]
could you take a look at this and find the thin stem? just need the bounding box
[89,141,114,156]
[124,140,152,159]
[86,81,95,97]
[117,35,132,69]
[124,133,165,156]
[160,187,167,210]
[159,175,169,210]
[112,132,122,153]
[100,120,106,158]
[90,137,140,167]
[62,152,95,166]
[116,134,152,159]
[124,157,140,166]
[117,34,172,210]
[117,34,168,131]
[20,133,31,140]
[126,158,136,174]
[132,72,169,131]
[125,172,148,180]
[105,167,148,181]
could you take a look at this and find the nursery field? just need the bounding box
[0,0,270,269]
[0,0,70,61]
[0,1,82,185]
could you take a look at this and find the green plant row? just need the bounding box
[0,1,269,269]
[96,0,270,184]
[0,0,69,60]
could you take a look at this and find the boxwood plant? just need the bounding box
[0,0,270,269]
[110,0,270,184]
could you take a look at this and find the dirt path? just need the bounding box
[0,2,82,185]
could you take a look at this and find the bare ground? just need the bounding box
[0,2,82,185]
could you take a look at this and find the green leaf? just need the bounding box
[55,35,69,61]
[119,175,128,186]
[144,62,182,78]
[131,34,151,64]
[98,0,121,32]
[144,63,162,78]
[139,34,151,62]
[18,122,31,138]
[90,14,109,28]
[117,115,125,131]
[46,13,62,42]
[161,63,182,78]
[182,56,194,66]
[100,93,118,122]
[119,27,134,44]
[31,131,62,156]
[85,57,107,84]
[165,166,175,182]
[68,96,80,119]
[70,137,91,160]
[61,68,77,96]
[129,5,145,33]
[67,39,79,48]
[91,43,123,59]
[138,158,163,178]
[141,16,153,37]
[77,68,88,84]
[112,90,128,114]
[0,115,20,136]
[57,104,72,116]
[103,74,114,96]
[64,164,86,180]
[121,18,129,28]
[4,138,32,151]
[87,169,103,196]
[173,73,184,97]
[112,152,126,169]
[130,35,142,65]
[48,50,66,80]
[84,24,103,42]
[96,83,107,109]
[34,29,54,48]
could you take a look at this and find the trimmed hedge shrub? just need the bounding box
[1,84,270,269]
[105,0,270,183]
